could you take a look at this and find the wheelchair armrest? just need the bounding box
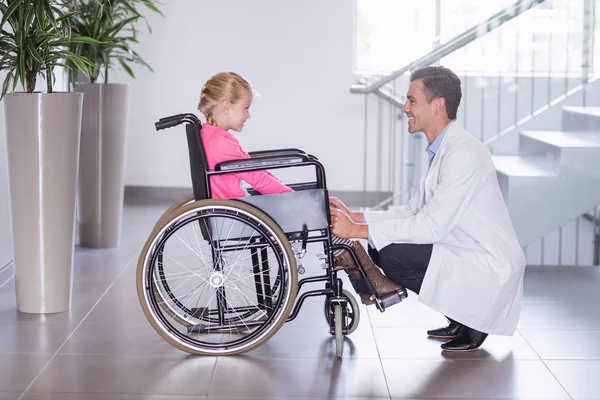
[247,181,319,196]
[214,154,310,172]
[248,148,306,158]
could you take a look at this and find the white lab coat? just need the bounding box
[364,120,526,336]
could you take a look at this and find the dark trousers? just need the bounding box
[368,243,433,295]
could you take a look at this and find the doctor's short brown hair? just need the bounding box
[410,66,462,120]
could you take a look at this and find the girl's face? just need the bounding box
[223,90,252,132]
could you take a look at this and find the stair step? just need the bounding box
[521,130,600,148]
[562,106,600,132]
[562,106,600,117]
[492,156,557,177]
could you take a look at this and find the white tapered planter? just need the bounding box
[4,92,83,314]
[75,83,130,248]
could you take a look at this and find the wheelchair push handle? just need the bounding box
[155,113,201,131]
[155,115,183,131]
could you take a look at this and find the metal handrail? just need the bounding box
[483,74,600,147]
[350,0,547,94]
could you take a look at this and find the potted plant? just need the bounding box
[68,0,162,248]
[0,0,97,313]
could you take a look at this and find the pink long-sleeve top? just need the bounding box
[201,123,293,199]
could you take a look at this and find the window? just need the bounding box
[355,0,591,77]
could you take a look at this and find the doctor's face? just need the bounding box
[401,79,435,134]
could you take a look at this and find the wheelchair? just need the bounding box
[136,113,408,358]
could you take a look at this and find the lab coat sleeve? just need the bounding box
[364,194,418,223]
[368,150,488,250]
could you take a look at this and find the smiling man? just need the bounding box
[330,66,526,352]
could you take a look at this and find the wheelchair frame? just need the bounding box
[136,112,404,358]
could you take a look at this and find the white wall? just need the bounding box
[109,0,365,191]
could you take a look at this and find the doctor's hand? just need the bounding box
[329,197,364,223]
[331,208,368,239]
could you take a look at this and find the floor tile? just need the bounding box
[522,267,600,305]
[58,321,183,356]
[209,357,389,398]
[245,324,380,359]
[207,397,389,400]
[80,295,150,328]
[0,394,22,400]
[546,360,600,399]
[0,322,73,354]
[28,354,216,395]
[382,358,570,399]
[366,295,448,329]
[518,302,600,329]
[374,328,539,360]
[21,394,207,400]
[0,353,51,392]
[520,329,600,360]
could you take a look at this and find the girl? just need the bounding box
[197,71,404,305]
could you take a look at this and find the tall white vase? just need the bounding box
[4,92,83,314]
[75,83,130,248]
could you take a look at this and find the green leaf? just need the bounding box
[56,11,76,22]
[0,0,24,29]
[118,57,135,79]
[1,71,13,99]
[144,2,163,16]
[57,35,105,45]
[25,40,44,64]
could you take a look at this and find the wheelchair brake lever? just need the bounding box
[299,224,308,259]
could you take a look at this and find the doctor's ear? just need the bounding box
[434,97,446,115]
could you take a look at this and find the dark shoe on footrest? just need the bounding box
[441,327,488,352]
[427,318,463,340]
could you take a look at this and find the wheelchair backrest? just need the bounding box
[185,121,211,201]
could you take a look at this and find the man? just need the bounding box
[330,65,526,352]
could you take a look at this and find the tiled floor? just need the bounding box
[1,199,600,399]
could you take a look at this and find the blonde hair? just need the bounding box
[198,72,254,125]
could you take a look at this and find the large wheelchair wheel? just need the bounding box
[153,193,195,231]
[148,193,197,325]
[137,199,298,355]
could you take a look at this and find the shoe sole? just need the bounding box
[428,334,458,340]
[441,346,480,352]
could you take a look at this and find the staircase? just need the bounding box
[352,0,600,265]
[494,107,600,247]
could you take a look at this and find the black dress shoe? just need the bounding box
[427,318,463,339]
[441,326,488,352]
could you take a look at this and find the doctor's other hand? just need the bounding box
[331,208,359,239]
[329,197,363,223]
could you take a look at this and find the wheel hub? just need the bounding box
[209,272,225,288]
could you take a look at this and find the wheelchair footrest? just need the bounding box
[377,288,409,311]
